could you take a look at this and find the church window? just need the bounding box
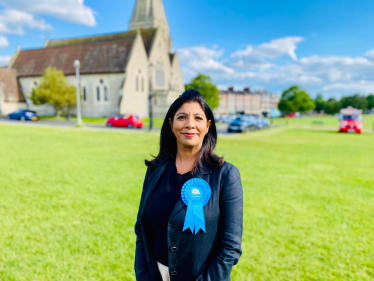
[141,77,144,92]
[97,87,100,101]
[104,87,108,101]
[136,77,139,91]
[83,87,87,101]
[100,79,103,84]
[155,69,165,87]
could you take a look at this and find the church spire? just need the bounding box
[129,0,169,32]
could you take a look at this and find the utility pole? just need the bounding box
[73,60,82,126]
[148,63,154,131]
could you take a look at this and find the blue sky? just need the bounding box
[1,0,374,98]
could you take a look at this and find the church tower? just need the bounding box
[129,0,171,54]
[129,0,169,32]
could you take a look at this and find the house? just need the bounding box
[216,87,279,116]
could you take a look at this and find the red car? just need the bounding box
[106,114,143,128]
[339,107,363,133]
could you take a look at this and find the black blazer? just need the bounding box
[134,156,243,281]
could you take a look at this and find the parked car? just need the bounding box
[339,107,363,133]
[228,115,257,133]
[106,114,143,128]
[285,112,300,118]
[220,115,237,124]
[7,110,39,121]
[255,117,270,129]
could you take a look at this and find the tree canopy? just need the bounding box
[324,98,342,115]
[365,94,374,110]
[278,86,315,113]
[185,74,219,109]
[30,67,77,118]
[340,94,368,111]
[314,94,327,113]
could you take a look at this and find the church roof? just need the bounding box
[0,68,25,102]
[46,29,156,54]
[11,29,156,77]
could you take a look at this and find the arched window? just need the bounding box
[136,77,139,91]
[156,69,165,87]
[104,86,108,101]
[155,58,165,87]
[97,86,100,101]
[83,87,87,101]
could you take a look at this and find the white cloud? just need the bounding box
[0,0,96,27]
[178,36,374,97]
[0,35,9,48]
[0,9,51,35]
[323,80,374,92]
[0,55,10,66]
[231,36,305,63]
[178,46,234,81]
[365,49,374,61]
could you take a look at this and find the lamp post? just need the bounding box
[148,63,154,131]
[73,60,82,126]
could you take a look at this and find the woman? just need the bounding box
[134,89,243,281]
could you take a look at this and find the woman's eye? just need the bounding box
[195,117,203,120]
[177,116,186,119]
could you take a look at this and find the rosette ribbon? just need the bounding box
[181,178,211,234]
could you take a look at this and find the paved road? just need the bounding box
[0,118,234,134]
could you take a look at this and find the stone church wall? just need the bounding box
[18,73,125,118]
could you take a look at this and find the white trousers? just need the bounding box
[157,262,170,281]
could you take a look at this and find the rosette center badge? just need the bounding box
[181,178,211,234]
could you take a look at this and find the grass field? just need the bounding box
[273,115,374,130]
[0,123,373,280]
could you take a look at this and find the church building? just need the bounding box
[5,0,184,118]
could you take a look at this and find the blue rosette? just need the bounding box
[181,178,211,234]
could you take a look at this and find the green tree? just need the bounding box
[314,93,327,113]
[185,74,219,109]
[365,94,374,110]
[340,94,368,111]
[278,85,315,113]
[31,67,77,118]
[324,98,342,115]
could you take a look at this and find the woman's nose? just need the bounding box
[185,116,195,129]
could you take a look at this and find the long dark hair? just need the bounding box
[145,89,224,174]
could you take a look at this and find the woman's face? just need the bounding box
[169,102,212,149]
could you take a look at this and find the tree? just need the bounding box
[340,94,368,111]
[324,98,341,115]
[314,93,327,113]
[185,74,219,109]
[366,94,374,110]
[278,85,315,113]
[31,67,77,118]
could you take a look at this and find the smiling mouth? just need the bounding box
[182,133,197,138]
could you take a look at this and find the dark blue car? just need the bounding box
[228,115,257,133]
[7,110,39,121]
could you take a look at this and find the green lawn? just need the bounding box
[0,123,373,280]
[273,115,374,130]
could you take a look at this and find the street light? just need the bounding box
[73,60,82,126]
[148,63,154,131]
